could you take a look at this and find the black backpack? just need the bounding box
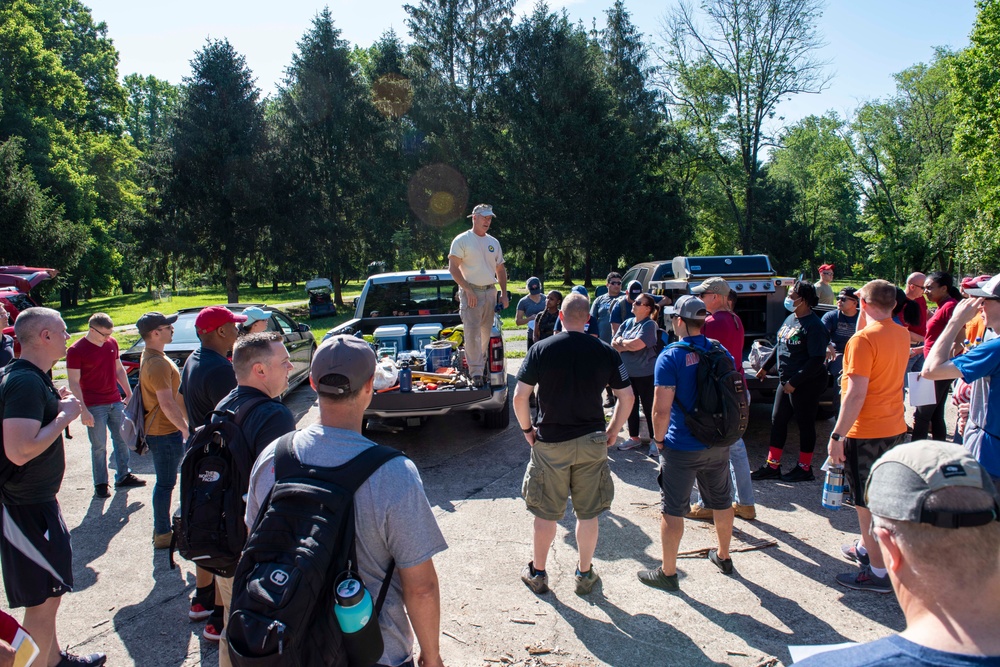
[668,340,749,447]
[227,432,404,667]
[170,396,270,577]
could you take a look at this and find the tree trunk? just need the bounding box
[584,249,592,288]
[272,278,279,294]
[743,181,755,255]
[562,250,572,286]
[332,270,344,308]
[534,246,545,279]
[60,287,71,309]
[226,262,239,303]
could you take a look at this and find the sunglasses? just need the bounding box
[609,281,622,286]
[836,297,857,303]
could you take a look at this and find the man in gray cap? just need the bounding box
[245,335,448,667]
[515,277,545,348]
[448,204,509,387]
[639,296,738,591]
[796,440,1000,666]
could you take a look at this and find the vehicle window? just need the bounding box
[622,268,640,285]
[171,315,200,344]
[364,279,459,316]
[651,264,674,281]
[272,312,296,335]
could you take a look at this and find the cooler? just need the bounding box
[410,323,443,350]
[373,324,409,357]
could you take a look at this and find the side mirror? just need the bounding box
[298,323,310,333]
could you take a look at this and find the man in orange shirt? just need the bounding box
[827,280,910,593]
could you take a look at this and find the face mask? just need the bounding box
[784,297,797,312]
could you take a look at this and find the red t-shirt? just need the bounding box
[703,309,746,381]
[907,297,928,338]
[923,297,958,358]
[66,336,122,406]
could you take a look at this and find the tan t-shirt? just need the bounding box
[816,282,835,305]
[140,348,185,436]
[449,229,504,287]
[840,319,910,439]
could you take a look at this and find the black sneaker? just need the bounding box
[94,484,110,498]
[58,652,107,666]
[708,549,734,575]
[781,465,815,483]
[637,567,679,591]
[115,473,147,488]
[751,463,782,480]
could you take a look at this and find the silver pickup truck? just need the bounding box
[323,269,510,429]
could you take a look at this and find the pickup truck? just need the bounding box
[323,269,510,429]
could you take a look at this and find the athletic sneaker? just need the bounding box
[58,652,107,666]
[575,567,600,595]
[751,463,782,480]
[841,539,871,567]
[189,595,214,621]
[781,465,815,483]
[617,437,643,451]
[733,503,757,521]
[202,621,222,642]
[637,567,679,591]
[648,443,659,459]
[520,561,549,594]
[708,549,734,575]
[94,484,110,499]
[115,473,146,488]
[836,565,892,593]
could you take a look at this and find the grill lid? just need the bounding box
[671,255,775,279]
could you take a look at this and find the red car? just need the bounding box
[0,266,58,320]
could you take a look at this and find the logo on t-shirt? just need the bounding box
[685,352,699,366]
[488,245,495,253]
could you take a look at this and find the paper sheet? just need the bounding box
[907,372,936,407]
[788,642,858,663]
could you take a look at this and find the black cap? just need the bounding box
[136,311,178,336]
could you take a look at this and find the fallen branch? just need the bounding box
[510,618,536,625]
[678,539,777,558]
[443,630,467,645]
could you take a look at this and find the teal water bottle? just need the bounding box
[333,569,384,664]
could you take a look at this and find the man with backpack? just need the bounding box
[239,335,447,667]
[179,306,244,636]
[639,296,742,592]
[1,308,106,666]
[191,332,296,664]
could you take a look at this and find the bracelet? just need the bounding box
[521,425,534,433]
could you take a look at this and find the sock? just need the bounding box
[194,584,214,605]
[766,447,783,467]
[869,565,888,579]
[856,543,868,557]
[576,566,592,577]
[797,453,813,468]
[530,562,546,576]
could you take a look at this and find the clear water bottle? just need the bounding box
[822,465,845,511]
[399,362,412,392]
[333,570,384,664]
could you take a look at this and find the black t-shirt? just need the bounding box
[517,331,631,442]
[1,360,63,504]
[214,386,296,464]
[534,311,560,341]
[180,346,237,430]
[0,335,14,367]
[770,312,829,386]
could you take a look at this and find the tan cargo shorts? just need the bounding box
[521,431,614,521]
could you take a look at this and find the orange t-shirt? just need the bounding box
[965,314,987,346]
[840,319,910,439]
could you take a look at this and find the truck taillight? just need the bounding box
[489,336,503,373]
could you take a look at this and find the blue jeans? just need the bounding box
[146,432,183,536]
[690,438,756,507]
[87,402,131,486]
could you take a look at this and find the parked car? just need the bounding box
[0,265,58,320]
[119,304,316,396]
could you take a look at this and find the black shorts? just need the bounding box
[658,446,732,517]
[0,501,73,608]
[844,434,906,509]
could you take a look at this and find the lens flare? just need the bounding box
[407,164,469,227]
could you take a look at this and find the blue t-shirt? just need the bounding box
[609,296,634,326]
[654,334,731,451]
[795,635,1000,666]
[822,309,859,353]
[953,338,1000,477]
[590,293,619,343]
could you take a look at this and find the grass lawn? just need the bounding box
[57,283,366,334]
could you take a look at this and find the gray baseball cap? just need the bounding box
[665,295,708,321]
[866,440,1000,528]
[136,311,178,336]
[967,274,1000,298]
[311,335,376,395]
[691,277,731,297]
[468,204,496,218]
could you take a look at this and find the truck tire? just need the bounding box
[484,392,511,429]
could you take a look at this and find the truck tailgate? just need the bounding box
[369,386,492,412]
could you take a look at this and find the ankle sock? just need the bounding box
[869,565,888,579]
[532,565,546,577]
[856,543,868,557]
[767,447,783,467]
[194,584,215,605]
[576,566,591,577]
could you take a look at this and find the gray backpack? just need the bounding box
[120,387,156,455]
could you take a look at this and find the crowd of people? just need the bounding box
[1,203,999,667]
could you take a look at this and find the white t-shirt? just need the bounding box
[449,229,504,287]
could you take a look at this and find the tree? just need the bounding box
[655,0,829,254]
[167,39,269,303]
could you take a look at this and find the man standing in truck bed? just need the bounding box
[449,204,509,388]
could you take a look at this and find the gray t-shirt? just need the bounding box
[618,317,658,378]
[245,424,448,666]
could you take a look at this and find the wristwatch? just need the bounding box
[522,425,534,433]
[830,433,843,441]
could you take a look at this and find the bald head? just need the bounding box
[905,272,926,299]
[14,307,62,348]
[560,293,590,327]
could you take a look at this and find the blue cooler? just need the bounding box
[410,323,443,350]
[373,324,409,358]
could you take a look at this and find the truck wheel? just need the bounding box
[484,392,511,429]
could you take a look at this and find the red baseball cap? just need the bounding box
[961,275,993,291]
[195,306,247,334]
[818,264,834,272]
